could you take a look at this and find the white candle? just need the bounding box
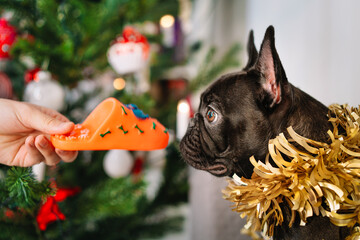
[159,14,175,47]
[176,99,190,140]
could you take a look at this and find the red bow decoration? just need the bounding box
[36,186,80,231]
[24,67,41,83]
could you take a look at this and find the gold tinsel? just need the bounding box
[223,104,360,239]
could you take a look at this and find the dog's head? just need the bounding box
[180,26,292,177]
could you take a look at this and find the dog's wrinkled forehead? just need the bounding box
[200,71,253,110]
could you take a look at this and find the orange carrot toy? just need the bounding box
[51,98,169,151]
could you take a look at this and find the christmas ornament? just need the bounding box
[36,185,80,231]
[144,167,163,201]
[223,104,360,239]
[0,72,13,99]
[132,152,145,176]
[37,196,65,231]
[23,71,65,111]
[51,97,169,151]
[144,149,166,200]
[77,78,98,94]
[4,209,15,219]
[0,18,16,59]
[20,55,36,69]
[54,187,81,202]
[107,26,150,75]
[24,67,40,83]
[103,150,134,178]
[32,162,46,182]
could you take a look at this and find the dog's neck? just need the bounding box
[269,83,331,142]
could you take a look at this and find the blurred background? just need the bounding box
[1,0,360,240]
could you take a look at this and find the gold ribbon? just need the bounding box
[223,104,360,239]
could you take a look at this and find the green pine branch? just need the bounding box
[3,167,53,209]
[1,0,180,86]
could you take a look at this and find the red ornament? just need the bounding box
[4,209,15,219]
[53,187,81,202]
[0,72,13,99]
[115,26,150,58]
[24,67,41,83]
[132,155,145,176]
[36,197,65,231]
[107,27,150,75]
[36,186,80,231]
[0,18,17,59]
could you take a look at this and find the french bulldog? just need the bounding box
[180,26,350,239]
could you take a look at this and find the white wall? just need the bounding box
[246,0,360,106]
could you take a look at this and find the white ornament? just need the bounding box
[107,42,148,75]
[103,150,134,178]
[77,79,98,94]
[24,71,65,111]
[32,162,46,182]
[144,149,166,200]
[144,168,163,201]
[147,149,166,168]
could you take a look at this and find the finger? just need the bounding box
[55,149,78,163]
[35,104,70,122]
[23,135,44,167]
[21,104,74,135]
[34,135,61,166]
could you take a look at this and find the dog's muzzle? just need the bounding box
[180,116,232,177]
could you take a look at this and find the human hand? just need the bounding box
[0,99,78,167]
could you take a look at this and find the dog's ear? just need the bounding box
[243,30,258,71]
[255,26,287,108]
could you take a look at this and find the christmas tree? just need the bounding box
[0,1,241,239]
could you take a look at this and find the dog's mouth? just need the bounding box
[203,163,229,176]
[179,118,231,177]
[180,150,230,177]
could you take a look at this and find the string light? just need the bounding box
[160,15,175,28]
[177,99,190,113]
[113,78,126,90]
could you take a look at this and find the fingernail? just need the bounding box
[29,141,35,148]
[39,139,48,148]
[27,137,35,147]
[60,122,74,131]
[57,149,67,155]
[58,121,70,128]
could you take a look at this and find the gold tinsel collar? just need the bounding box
[223,104,360,240]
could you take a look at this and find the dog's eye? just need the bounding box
[206,108,217,123]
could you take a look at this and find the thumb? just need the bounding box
[38,117,74,134]
[26,108,74,135]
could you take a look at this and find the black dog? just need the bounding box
[180,26,350,239]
